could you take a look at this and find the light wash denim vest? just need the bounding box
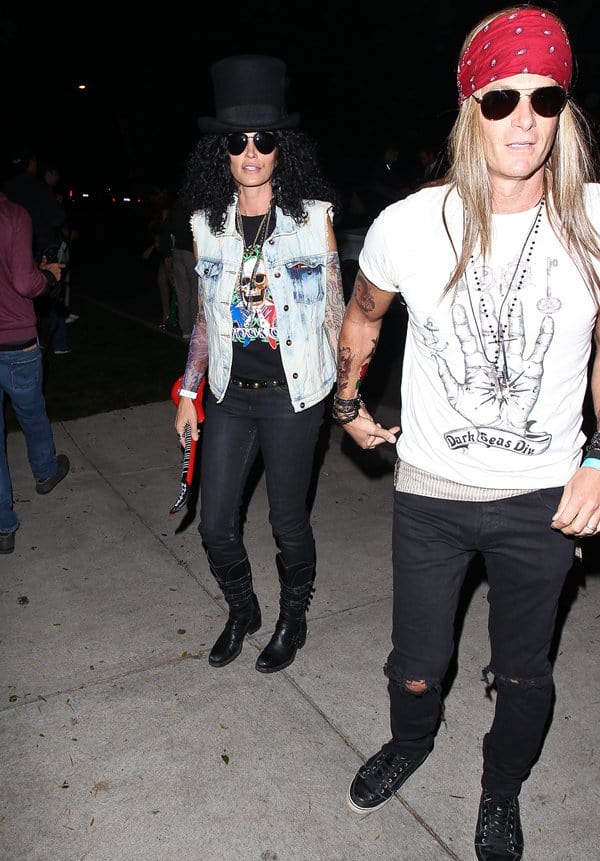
[191,199,337,412]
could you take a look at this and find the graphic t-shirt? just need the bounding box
[359,184,600,489]
[230,213,285,380]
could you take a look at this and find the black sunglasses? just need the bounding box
[472,86,568,121]
[226,131,277,156]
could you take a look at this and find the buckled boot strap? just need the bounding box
[255,556,316,674]
[276,554,316,618]
[208,556,255,611]
[207,555,261,668]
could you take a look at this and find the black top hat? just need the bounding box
[197,54,300,133]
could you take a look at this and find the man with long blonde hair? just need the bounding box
[335,6,600,859]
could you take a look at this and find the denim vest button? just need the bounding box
[274,272,281,277]
[283,305,289,311]
[292,372,298,379]
[300,402,305,409]
[286,339,292,346]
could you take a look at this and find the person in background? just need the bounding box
[143,183,175,331]
[2,147,71,354]
[334,6,600,860]
[369,139,406,204]
[37,159,73,355]
[0,192,70,555]
[2,146,65,260]
[159,193,198,340]
[395,137,442,196]
[40,160,80,325]
[175,54,345,673]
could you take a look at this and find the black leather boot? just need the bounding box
[255,554,315,673]
[208,556,261,667]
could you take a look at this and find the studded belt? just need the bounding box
[231,376,287,389]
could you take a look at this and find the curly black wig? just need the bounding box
[179,129,340,235]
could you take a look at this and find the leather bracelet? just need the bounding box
[178,388,198,400]
[332,396,364,425]
[334,412,359,425]
[333,394,361,405]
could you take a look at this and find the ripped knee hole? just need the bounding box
[405,679,428,694]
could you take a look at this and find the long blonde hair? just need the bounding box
[443,4,600,299]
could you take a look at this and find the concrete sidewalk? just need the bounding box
[1,401,598,860]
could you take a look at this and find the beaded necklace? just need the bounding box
[464,196,545,389]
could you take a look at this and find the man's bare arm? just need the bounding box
[336,269,395,399]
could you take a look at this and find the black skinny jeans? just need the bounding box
[384,487,575,798]
[198,383,324,570]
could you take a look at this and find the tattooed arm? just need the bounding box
[336,268,399,448]
[323,218,345,359]
[175,239,209,443]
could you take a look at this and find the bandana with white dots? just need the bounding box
[457,7,572,105]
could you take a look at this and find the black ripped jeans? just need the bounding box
[383,487,575,798]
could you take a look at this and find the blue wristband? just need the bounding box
[582,457,600,470]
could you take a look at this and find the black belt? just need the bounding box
[231,376,287,389]
[0,337,37,352]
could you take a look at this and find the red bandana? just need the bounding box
[457,8,572,105]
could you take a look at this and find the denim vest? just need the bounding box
[192,199,337,412]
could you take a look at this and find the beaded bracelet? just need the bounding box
[585,430,600,454]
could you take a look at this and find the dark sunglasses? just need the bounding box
[226,131,277,156]
[472,86,568,121]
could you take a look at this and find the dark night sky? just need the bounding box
[2,0,600,191]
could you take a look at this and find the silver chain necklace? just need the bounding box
[235,202,273,295]
[236,203,272,260]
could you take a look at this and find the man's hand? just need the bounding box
[551,466,600,535]
[341,401,400,450]
[40,257,65,281]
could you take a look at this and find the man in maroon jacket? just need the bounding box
[0,193,70,554]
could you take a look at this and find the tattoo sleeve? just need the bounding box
[181,303,209,392]
[324,251,345,358]
[337,345,354,392]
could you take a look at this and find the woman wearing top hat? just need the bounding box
[174,54,345,673]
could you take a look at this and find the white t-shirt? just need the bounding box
[359,184,600,489]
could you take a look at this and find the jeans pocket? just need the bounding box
[533,486,563,513]
[11,351,41,391]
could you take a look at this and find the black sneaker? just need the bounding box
[474,789,523,860]
[36,454,70,495]
[347,746,429,814]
